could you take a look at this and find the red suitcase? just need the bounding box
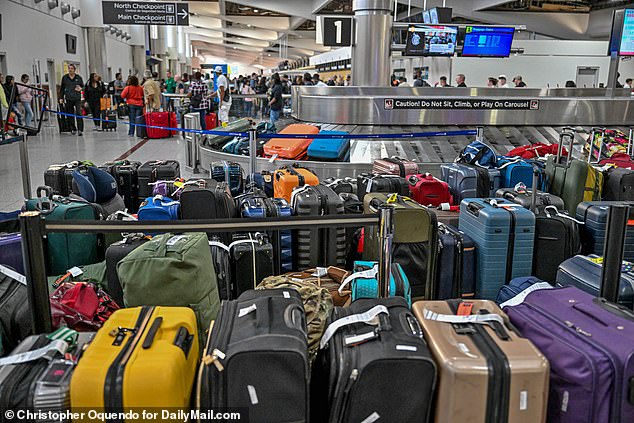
[205,112,217,130]
[407,173,452,207]
[372,157,419,177]
[145,111,176,139]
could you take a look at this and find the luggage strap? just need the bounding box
[0,340,68,366]
[422,309,505,325]
[543,206,584,224]
[499,282,554,309]
[152,195,179,207]
[0,264,26,285]
[320,305,389,349]
[338,265,378,294]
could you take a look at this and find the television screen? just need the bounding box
[619,9,634,56]
[461,26,515,57]
[423,11,431,24]
[430,9,438,24]
[405,25,457,57]
[608,10,625,55]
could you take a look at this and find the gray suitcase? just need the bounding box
[440,163,501,203]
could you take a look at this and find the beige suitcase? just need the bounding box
[413,300,549,423]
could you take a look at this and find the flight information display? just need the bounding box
[620,9,634,55]
[461,26,515,57]
[405,25,457,56]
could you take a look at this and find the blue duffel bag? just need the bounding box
[137,195,180,220]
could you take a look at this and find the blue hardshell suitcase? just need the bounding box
[307,130,350,161]
[556,254,634,309]
[346,260,412,306]
[211,161,243,196]
[495,276,548,305]
[458,198,536,300]
[436,224,476,299]
[440,163,501,203]
[497,158,543,189]
[238,194,293,273]
[576,201,634,261]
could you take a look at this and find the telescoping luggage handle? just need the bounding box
[557,127,576,165]
[600,204,631,306]
[587,127,606,164]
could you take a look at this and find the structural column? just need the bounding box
[86,27,108,78]
[351,0,394,87]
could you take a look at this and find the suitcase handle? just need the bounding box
[557,128,576,165]
[173,326,194,358]
[587,127,606,164]
[142,316,163,349]
[592,297,634,321]
[284,303,307,333]
[466,202,484,216]
[36,185,53,199]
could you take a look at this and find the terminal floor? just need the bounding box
[0,118,614,211]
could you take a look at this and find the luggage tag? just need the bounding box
[320,305,388,349]
[0,340,68,366]
[0,264,27,286]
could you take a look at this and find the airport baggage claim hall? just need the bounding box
[1,1,634,422]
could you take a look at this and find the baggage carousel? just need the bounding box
[197,123,607,180]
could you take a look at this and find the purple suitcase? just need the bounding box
[503,285,634,423]
[0,233,24,274]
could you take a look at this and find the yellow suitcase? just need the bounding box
[70,306,199,420]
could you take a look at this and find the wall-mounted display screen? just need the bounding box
[619,9,634,56]
[461,26,515,57]
[405,25,457,57]
[423,11,431,24]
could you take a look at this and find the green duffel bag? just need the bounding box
[117,232,220,343]
[25,186,99,276]
[362,193,439,300]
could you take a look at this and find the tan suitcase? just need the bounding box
[413,300,549,423]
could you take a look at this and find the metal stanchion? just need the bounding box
[17,131,32,199]
[19,212,52,334]
[248,127,258,179]
[377,205,394,298]
[600,205,629,302]
[476,126,484,142]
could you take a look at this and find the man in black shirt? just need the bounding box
[58,64,84,135]
[455,74,467,87]
[268,73,284,123]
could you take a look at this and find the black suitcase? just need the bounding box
[230,233,274,298]
[105,235,149,306]
[357,173,409,202]
[322,177,357,195]
[180,180,235,243]
[603,167,634,201]
[135,115,147,138]
[197,289,309,423]
[137,160,180,199]
[101,110,117,131]
[291,184,346,269]
[311,297,437,423]
[44,163,69,196]
[435,223,476,299]
[0,267,31,355]
[209,236,232,301]
[495,187,565,214]
[100,160,142,213]
[57,104,75,133]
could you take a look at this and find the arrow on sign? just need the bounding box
[178,9,188,19]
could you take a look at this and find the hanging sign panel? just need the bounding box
[102,1,189,26]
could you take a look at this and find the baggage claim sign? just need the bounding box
[102,1,189,26]
[384,98,540,110]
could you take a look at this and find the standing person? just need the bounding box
[58,64,84,135]
[281,74,291,94]
[487,77,498,88]
[398,76,410,87]
[455,74,467,87]
[313,74,327,87]
[163,70,176,110]
[625,78,633,89]
[436,76,451,87]
[498,75,509,88]
[513,75,527,87]
[187,71,210,130]
[113,73,126,108]
[84,73,106,131]
[412,71,424,87]
[174,75,185,93]
[121,75,144,137]
[17,74,34,128]
[5,76,22,126]
[345,75,351,86]
[142,70,161,112]
[255,76,269,118]
[210,66,232,127]
[268,73,284,124]
[303,73,313,86]
[241,81,255,118]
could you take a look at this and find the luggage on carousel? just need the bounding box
[435,223,476,299]
[497,157,543,189]
[137,160,181,198]
[44,161,88,197]
[273,165,319,203]
[363,193,438,298]
[263,123,319,160]
[99,160,142,213]
[312,297,437,423]
[459,198,535,300]
[307,130,350,161]
[180,180,235,220]
[556,255,634,309]
[495,187,565,214]
[413,299,549,423]
[211,161,243,196]
[291,184,346,269]
[603,167,634,201]
[0,265,31,354]
[440,163,501,203]
[229,233,275,299]
[339,260,412,306]
[322,177,357,195]
[576,201,634,261]
[209,236,232,301]
[246,171,274,198]
[372,156,419,177]
[70,307,199,414]
[407,173,452,207]
[144,111,176,139]
[137,195,180,221]
[105,235,150,306]
[356,173,409,203]
[198,289,309,423]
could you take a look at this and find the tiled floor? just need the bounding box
[0,116,195,211]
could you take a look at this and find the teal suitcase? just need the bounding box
[340,260,412,307]
[25,186,99,275]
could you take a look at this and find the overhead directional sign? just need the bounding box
[102,1,189,26]
[322,17,353,47]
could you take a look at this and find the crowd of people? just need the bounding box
[392,72,528,88]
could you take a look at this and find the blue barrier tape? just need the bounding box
[45,107,477,140]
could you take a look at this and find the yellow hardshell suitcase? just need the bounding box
[70,306,199,420]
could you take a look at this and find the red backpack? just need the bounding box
[507,143,567,159]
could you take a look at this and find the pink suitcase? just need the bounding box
[372,157,419,177]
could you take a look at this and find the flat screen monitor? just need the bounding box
[430,9,438,24]
[405,25,457,57]
[423,11,431,24]
[461,26,515,57]
[608,10,625,55]
[620,9,634,56]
